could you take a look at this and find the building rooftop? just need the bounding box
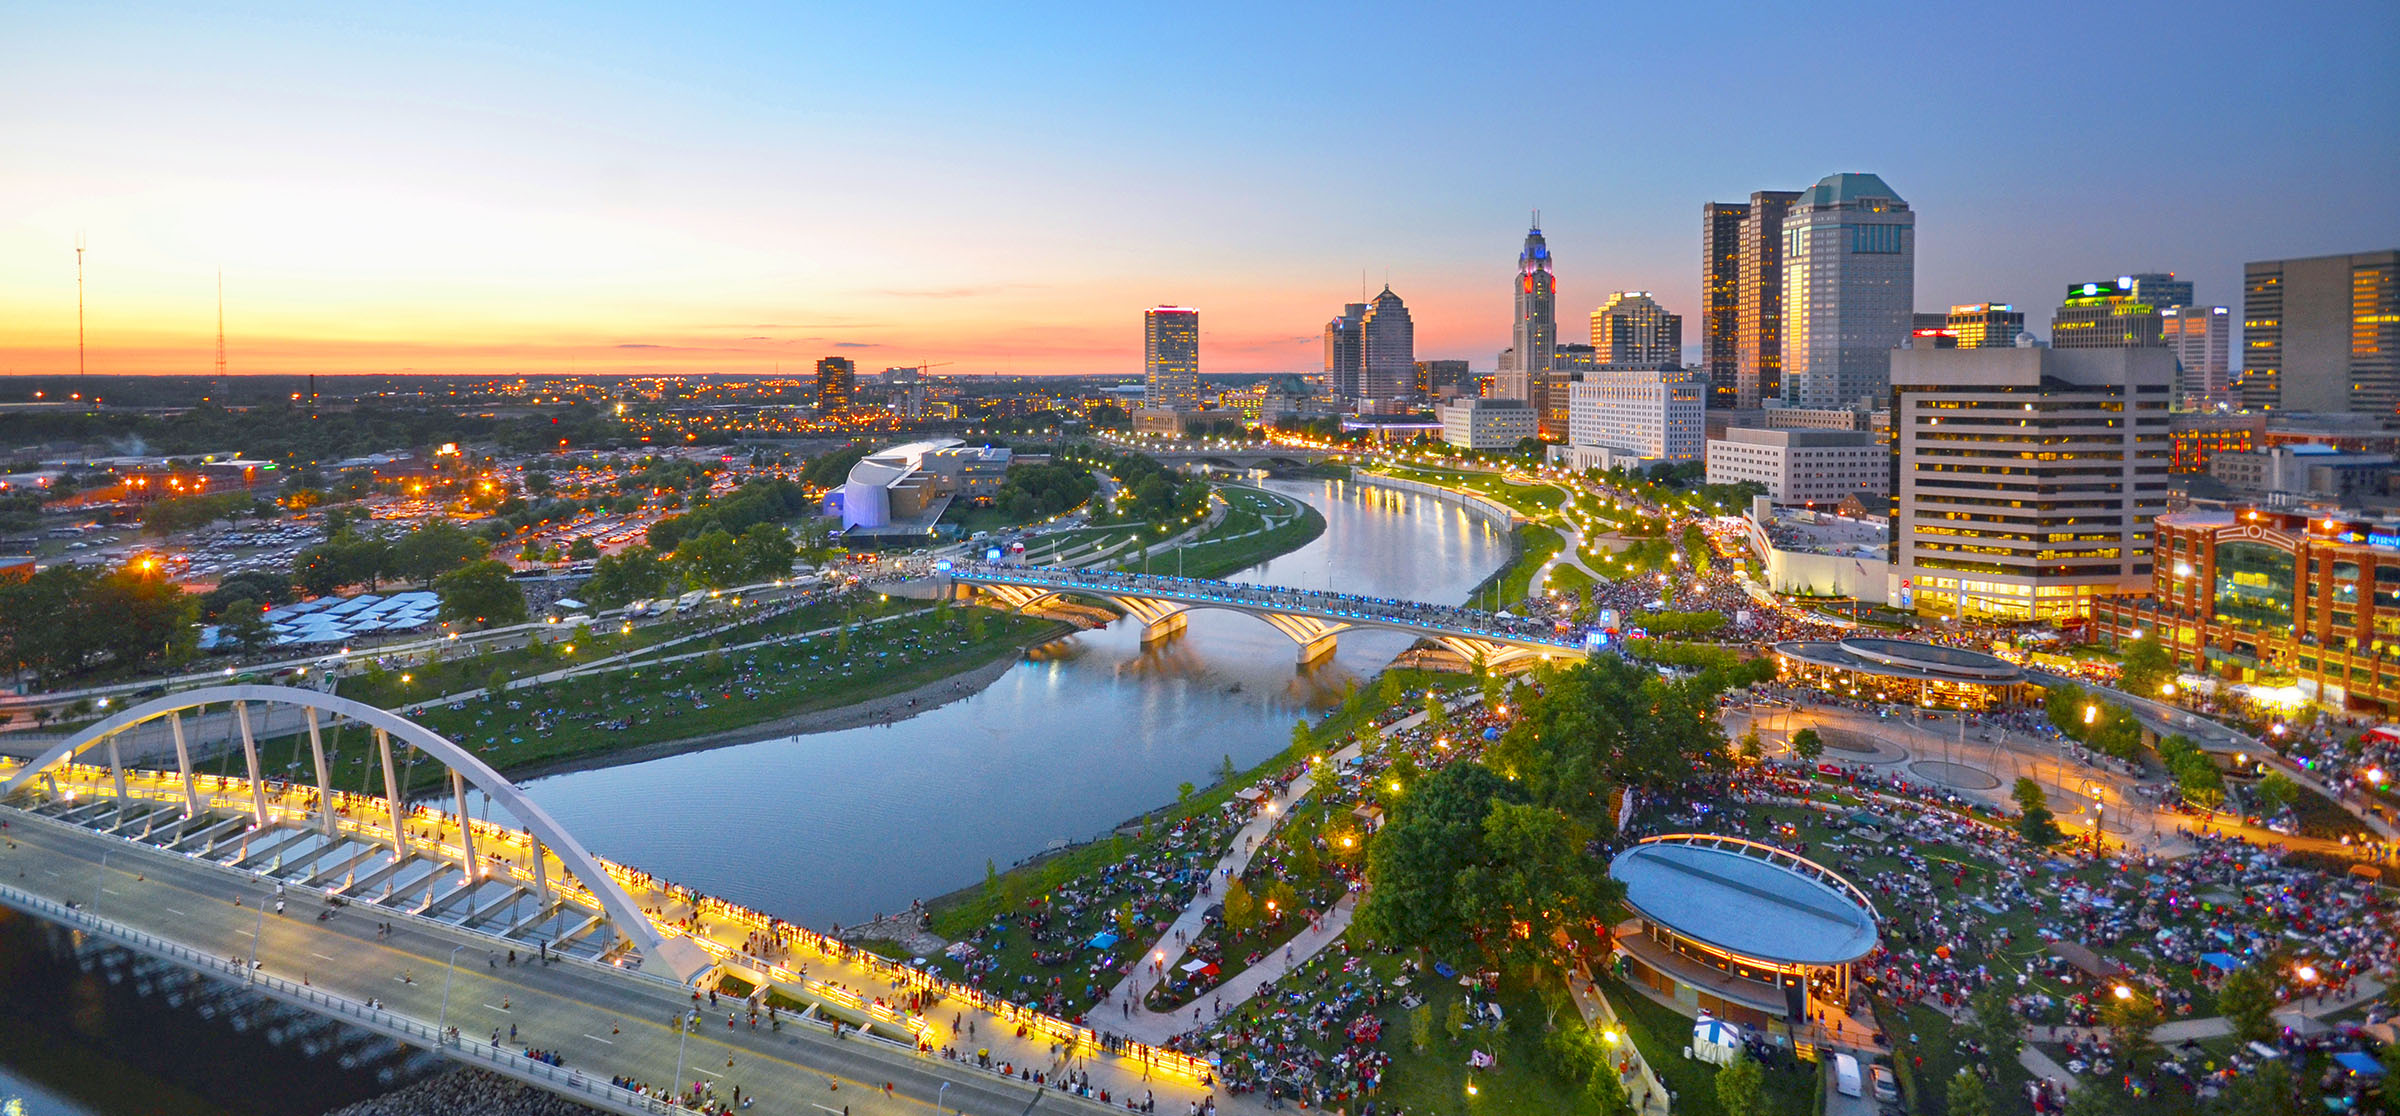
[1610,836,1879,966]
[1798,172,1904,207]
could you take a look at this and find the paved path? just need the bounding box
[1566,963,1670,1116]
[2020,1045,2080,1092]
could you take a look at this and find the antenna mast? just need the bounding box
[75,235,86,384]
[215,269,227,378]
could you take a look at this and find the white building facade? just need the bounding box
[1439,398,1539,450]
[1564,364,1704,469]
[1705,427,1887,505]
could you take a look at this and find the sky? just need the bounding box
[1,1,2395,378]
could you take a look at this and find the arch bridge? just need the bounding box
[0,685,714,982]
[944,562,1586,671]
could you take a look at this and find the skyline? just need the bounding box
[2,1,2396,377]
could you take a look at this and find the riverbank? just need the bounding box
[500,643,1042,784]
[322,1069,599,1116]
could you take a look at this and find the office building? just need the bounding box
[1144,306,1201,411]
[2170,411,2259,473]
[2208,445,2395,503]
[1592,292,1682,366]
[1415,359,1472,396]
[1889,345,2174,622]
[1323,302,1365,400]
[2051,280,2165,350]
[1439,397,1539,451]
[1705,428,1886,505]
[1729,190,1804,409]
[1944,304,2024,349]
[2093,507,2400,713]
[883,365,925,418]
[1499,220,1564,437]
[1703,202,1748,405]
[2121,272,2194,311]
[1563,364,1704,469]
[813,356,856,415]
[2160,305,2233,409]
[1781,173,1915,410]
[1360,286,1416,406]
[2238,250,2400,415]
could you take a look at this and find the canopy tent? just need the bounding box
[2199,952,2246,971]
[1689,1017,1744,1067]
[1087,931,1119,950]
[2332,1051,2384,1079]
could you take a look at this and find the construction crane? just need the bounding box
[903,361,951,418]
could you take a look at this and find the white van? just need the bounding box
[1833,1053,1863,1098]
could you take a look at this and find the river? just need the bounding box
[493,477,1506,928]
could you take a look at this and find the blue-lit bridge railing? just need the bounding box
[940,560,1587,669]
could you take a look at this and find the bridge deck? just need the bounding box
[0,805,1224,1116]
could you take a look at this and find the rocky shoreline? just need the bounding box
[322,1068,600,1116]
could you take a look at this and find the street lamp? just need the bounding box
[437,943,468,1042]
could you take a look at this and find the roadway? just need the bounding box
[0,811,1216,1116]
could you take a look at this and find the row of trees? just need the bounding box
[2043,681,2145,760]
[0,564,198,683]
[293,519,491,597]
[646,479,811,552]
[987,462,1097,523]
[581,525,796,605]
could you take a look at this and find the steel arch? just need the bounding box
[0,684,712,982]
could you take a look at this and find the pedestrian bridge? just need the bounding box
[941,561,1587,670]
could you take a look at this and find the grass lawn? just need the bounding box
[1375,464,1565,518]
[1494,524,1565,606]
[1879,998,2035,1116]
[240,608,1068,794]
[1596,973,1821,1116]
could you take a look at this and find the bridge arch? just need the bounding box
[0,685,712,982]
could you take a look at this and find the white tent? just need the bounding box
[1688,1016,1743,1066]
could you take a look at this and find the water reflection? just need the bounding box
[492,479,1502,927]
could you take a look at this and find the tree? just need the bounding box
[2117,634,2175,699]
[434,560,529,628]
[391,519,487,584]
[1356,763,1521,959]
[2214,964,2278,1042]
[2017,804,2063,847]
[1713,1056,1765,1116]
[1790,727,1825,763]
[2250,772,2299,818]
[1450,802,1618,975]
[2013,776,2050,814]
[734,523,797,581]
[1222,877,1255,937]
[1424,690,1450,730]
[1947,1069,1992,1116]
[565,536,600,562]
[2100,986,2163,1073]
[1485,654,1727,824]
[1408,1003,1433,1053]
[674,528,746,589]
[1444,998,1467,1043]
[1584,1063,1635,1116]
[585,545,670,606]
[2213,1058,2292,1116]
[1966,982,2022,1063]
[216,597,273,653]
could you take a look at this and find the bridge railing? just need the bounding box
[0,879,689,1116]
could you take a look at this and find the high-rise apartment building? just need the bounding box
[1591,292,1682,366]
[1888,345,2174,622]
[1500,221,1562,436]
[882,364,924,418]
[2238,250,2400,416]
[1415,359,1472,396]
[1144,306,1201,411]
[813,356,856,415]
[1781,173,1914,410]
[2051,280,2165,350]
[1731,190,1803,410]
[1360,286,1416,406]
[2121,272,2194,311]
[1944,304,2024,349]
[1702,202,1748,405]
[1323,302,1366,400]
[2160,305,2233,409]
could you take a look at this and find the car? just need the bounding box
[1871,1063,1899,1103]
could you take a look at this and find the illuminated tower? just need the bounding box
[1504,218,1561,436]
[1359,286,1416,408]
[1144,306,1200,411]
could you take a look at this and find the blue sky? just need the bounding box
[2,0,2394,373]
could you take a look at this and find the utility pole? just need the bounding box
[215,269,227,379]
[75,235,86,387]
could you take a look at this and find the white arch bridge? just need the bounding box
[0,685,714,982]
[941,561,1588,670]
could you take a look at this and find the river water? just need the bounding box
[495,477,1505,928]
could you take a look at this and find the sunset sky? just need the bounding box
[2,1,2394,377]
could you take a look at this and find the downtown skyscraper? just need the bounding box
[1359,286,1416,410]
[1700,190,1803,409]
[1498,219,1563,437]
[1144,306,1200,411]
[1324,301,1366,400]
[1780,173,1914,410]
[1591,291,1682,365]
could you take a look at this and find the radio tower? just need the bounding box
[75,235,87,387]
[215,268,228,396]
